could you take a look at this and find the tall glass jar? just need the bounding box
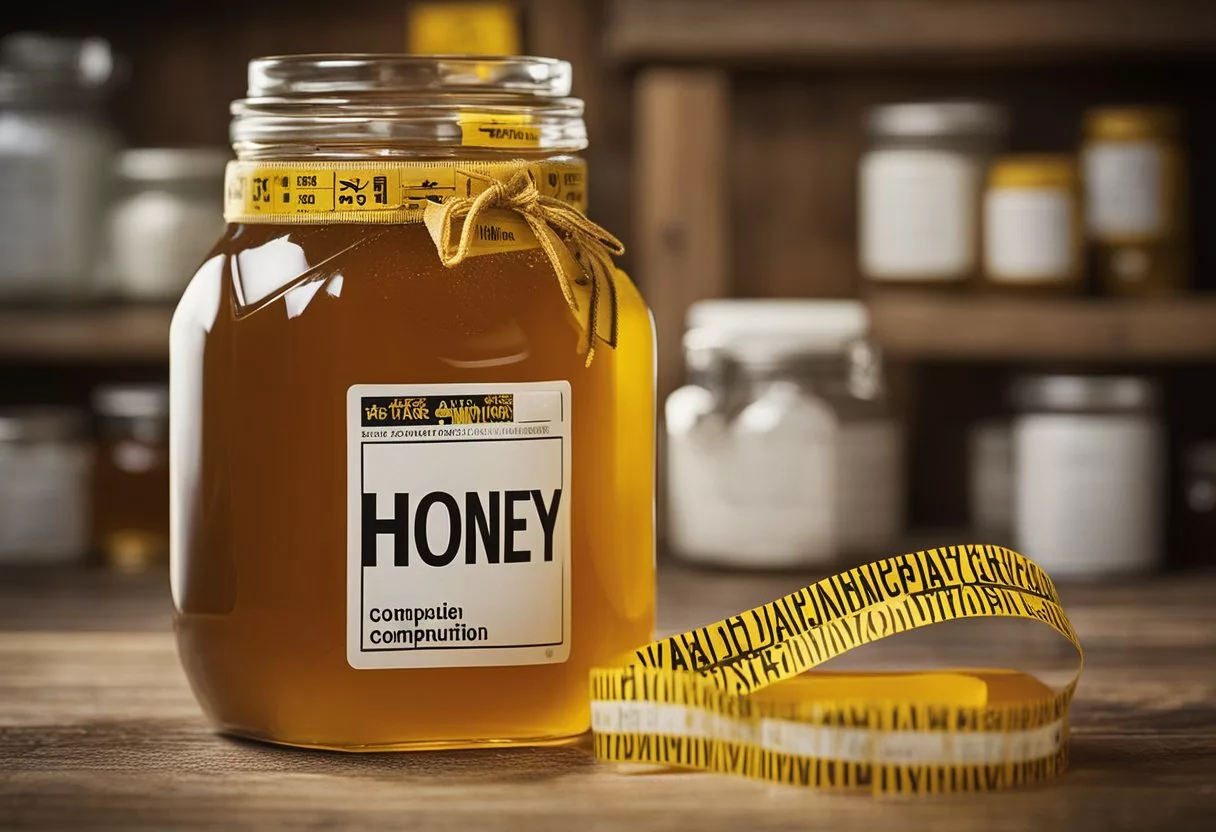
[171,55,655,750]
[0,34,118,300]
[666,300,903,569]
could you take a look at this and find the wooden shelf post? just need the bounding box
[635,67,732,402]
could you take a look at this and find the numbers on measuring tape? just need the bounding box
[224,160,588,223]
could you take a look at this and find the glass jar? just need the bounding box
[0,34,118,300]
[982,155,1082,294]
[1082,107,1187,295]
[1012,375,1163,579]
[666,300,903,569]
[967,419,1013,539]
[0,407,90,563]
[1180,442,1216,569]
[860,101,1007,290]
[104,148,229,301]
[92,384,170,572]
[170,55,655,750]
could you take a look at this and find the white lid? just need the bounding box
[1011,375,1159,412]
[868,101,1008,140]
[685,299,869,360]
[116,148,231,183]
[0,407,87,443]
[93,384,170,419]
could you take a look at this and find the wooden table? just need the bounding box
[1,565,1214,830]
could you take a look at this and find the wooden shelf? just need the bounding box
[606,0,1216,65]
[869,296,1216,362]
[0,306,172,363]
[3,298,1214,365]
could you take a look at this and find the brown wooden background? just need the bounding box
[4,0,1216,562]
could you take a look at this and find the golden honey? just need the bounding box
[170,56,655,750]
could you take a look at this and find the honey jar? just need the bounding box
[982,155,1083,295]
[170,55,656,750]
[1082,107,1188,295]
[92,384,170,571]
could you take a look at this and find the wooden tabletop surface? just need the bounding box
[1,564,1214,831]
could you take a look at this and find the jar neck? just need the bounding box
[230,56,587,162]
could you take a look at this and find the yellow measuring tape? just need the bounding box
[591,546,1082,795]
[224,158,585,227]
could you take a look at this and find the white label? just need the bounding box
[346,381,571,669]
[1084,142,1164,238]
[1014,414,1162,577]
[984,188,1076,282]
[0,444,89,562]
[860,149,980,281]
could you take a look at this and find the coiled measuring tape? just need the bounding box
[591,546,1082,795]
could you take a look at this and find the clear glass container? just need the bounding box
[171,55,655,751]
[666,300,903,569]
[1012,375,1163,578]
[0,34,118,300]
[92,385,170,572]
[860,101,1007,290]
[0,407,90,563]
[104,149,230,301]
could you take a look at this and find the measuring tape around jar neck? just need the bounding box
[590,545,1083,795]
[223,158,587,224]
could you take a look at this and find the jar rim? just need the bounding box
[1011,374,1160,412]
[116,148,231,183]
[93,385,170,420]
[0,33,117,105]
[868,100,1008,141]
[0,407,87,443]
[231,54,587,156]
[246,54,573,97]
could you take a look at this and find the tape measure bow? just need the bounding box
[590,545,1083,795]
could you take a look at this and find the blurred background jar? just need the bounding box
[1082,106,1187,296]
[91,384,169,572]
[967,419,1013,540]
[102,148,229,302]
[860,101,1007,291]
[1179,441,1216,569]
[982,155,1083,295]
[0,407,90,563]
[0,33,118,301]
[1012,375,1163,579]
[666,300,903,570]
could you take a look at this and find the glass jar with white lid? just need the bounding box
[104,148,230,301]
[0,33,118,300]
[860,101,1007,290]
[0,407,90,563]
[1012,374,1164,578]
[666,300,904,569]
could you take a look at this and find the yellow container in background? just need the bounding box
[1082,106,1187,296]
[983,154,1083,294]
[407,2,520,56]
